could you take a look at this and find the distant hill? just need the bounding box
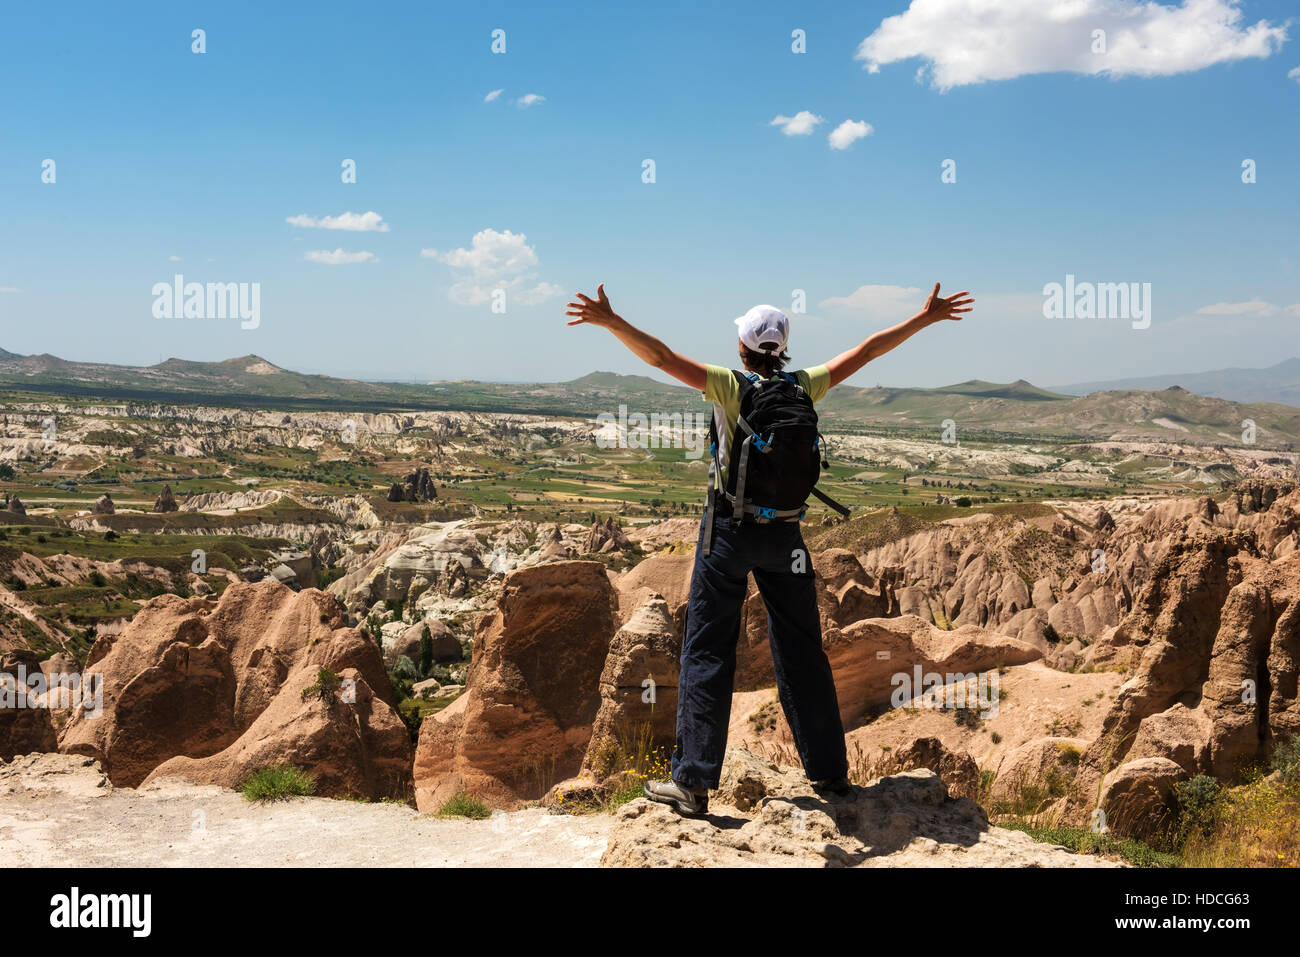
[1,348,1297,446]
[1055,358,1300,407]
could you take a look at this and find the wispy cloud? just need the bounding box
[484,88,504,102]
[858,0,1287,91]
[0,286,20,294]
[286,211,390,232]
[305,249,377,265]
[421,228,561,306]
[820,284,921,318]
[770,111,824,136]
[1290,66,1300,82]
[168,255,182,262]
[516,93,545,108]
[828,119,873,150]
[1196,298,1293,317]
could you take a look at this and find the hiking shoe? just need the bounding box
[811,775,854,799]
[643,778,709,817]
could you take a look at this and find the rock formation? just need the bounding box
[584,517,633,555]
[0,690,58,761]
[387,467,437,503]
[413,561,616,809]
[383,619,461,669]
[581,596,680,780]
[153,484,179,513]
[91,494,115,515]
[1063,529,1300,836]
[0,650,58,759]
[5,495,24,515]
[59,580,410,799]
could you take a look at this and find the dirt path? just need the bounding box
[0,755,611,867]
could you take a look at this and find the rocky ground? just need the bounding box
[0,753,610,868]
[0,751,1118,868]
[602,749,1121,867]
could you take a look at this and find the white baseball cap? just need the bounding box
[734,305,790,354]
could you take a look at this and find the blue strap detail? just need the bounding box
[754,506,778,520]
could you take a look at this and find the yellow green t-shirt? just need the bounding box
[703,364,831,475]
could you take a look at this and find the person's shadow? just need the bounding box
[701,776,987,865]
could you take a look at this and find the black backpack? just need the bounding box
[703,370,849,555]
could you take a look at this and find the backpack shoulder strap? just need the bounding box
[731,369,760,394]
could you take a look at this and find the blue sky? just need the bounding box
[1,0,1297,389]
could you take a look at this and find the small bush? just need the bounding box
[300,668,342,703]
[241,765,316,802]
[391,655,418,681]
[435,793,492,819]
[1002,822,1178,868]
[1271,735,1300,784]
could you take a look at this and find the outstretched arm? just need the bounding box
[565,284,707,392]
[824,283,974,388]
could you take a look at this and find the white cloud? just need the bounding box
[770,111,824,136]
[1290,66,1300,82]
[516,93,546,108]
[305,249,377,265]
[820,284,922,317]
[168,255,182,262]
[1287,303,1300,316]
[422,228,561,306]
[828,119,873,150]
[516,281,565,305]
[286,211,390,232]
[484,88,504,102]
[1195,298,1279,317]
[0,286,20,294]
[857,0,1287,91]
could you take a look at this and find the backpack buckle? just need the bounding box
[754,505,778,520]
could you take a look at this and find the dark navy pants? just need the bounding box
[671,514,848,790]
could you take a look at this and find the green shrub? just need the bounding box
[392,655,418,681]
[1271,735,1300,784]
[435,793,492,819]
[240,765,316,802]
[300,668,342,703]
[419,626,434,678]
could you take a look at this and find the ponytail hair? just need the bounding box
[740,342,790,377]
